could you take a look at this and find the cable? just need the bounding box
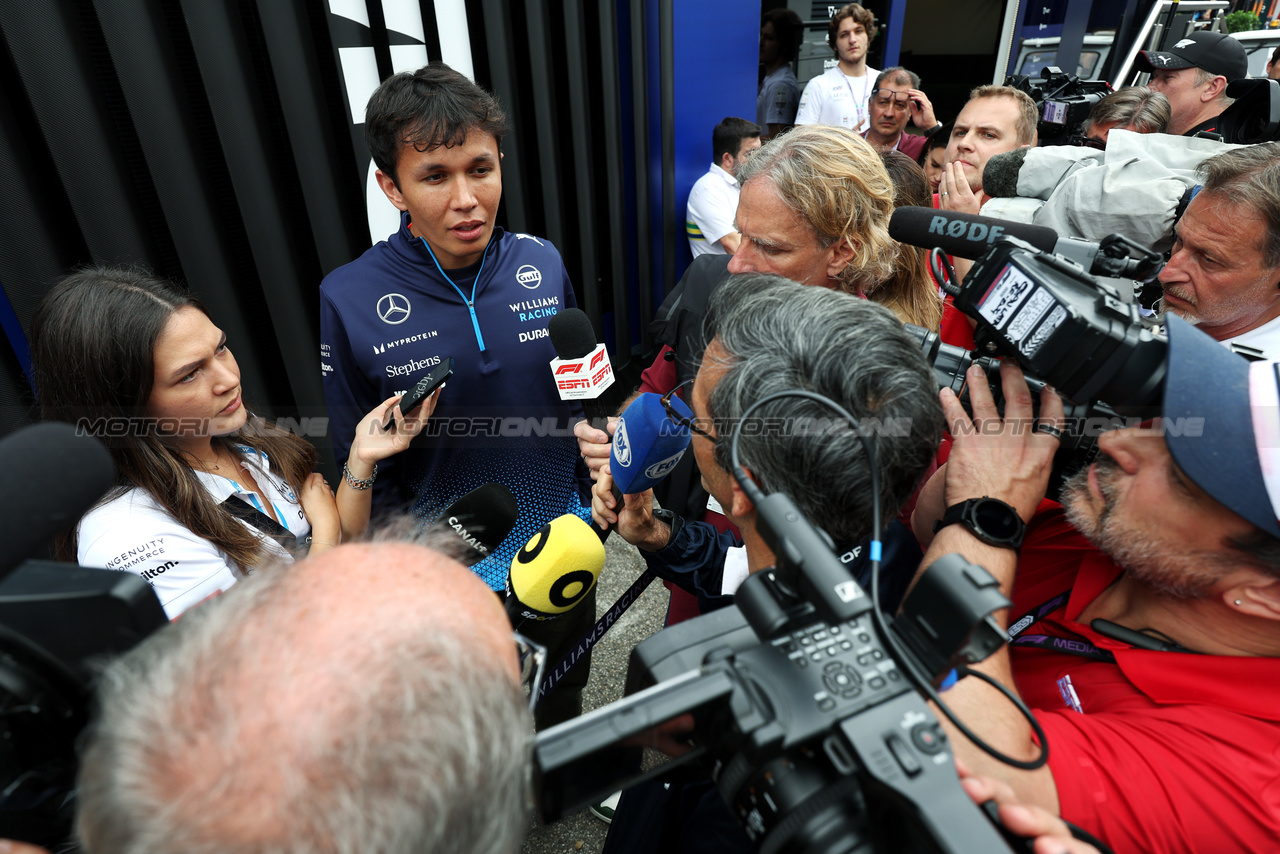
[929,247,960,296]
[726,388,1048,772]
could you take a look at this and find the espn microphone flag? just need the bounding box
[506,514,606,622]
[549,344,614,401]
[610,393,692,495]
[548,308,614,402]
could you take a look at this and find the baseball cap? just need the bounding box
[1136,30,1249,81]
[1162,316,1280,538]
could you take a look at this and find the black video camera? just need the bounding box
[535,491,1023,854]
[1005,66,1113,147]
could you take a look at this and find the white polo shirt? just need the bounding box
[795,65,879,133]
[78,447,310,619]
[1225,314,1280,359]
[686,163,740,257]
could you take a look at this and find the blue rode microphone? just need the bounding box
[610,392,692,500]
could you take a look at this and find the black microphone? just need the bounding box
[0,422,115,581]
[890,206,1164,283]
[433,483,519,566]
[889,206,1058,260]
[548,308,597,361]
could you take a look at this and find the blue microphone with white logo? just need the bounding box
[609,393,692,504]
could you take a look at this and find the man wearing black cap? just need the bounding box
[911,317,1280,854]
[1135,30,1248,136]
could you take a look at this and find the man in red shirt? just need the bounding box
[911,316,1280,853]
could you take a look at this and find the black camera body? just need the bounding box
[536,538,1015,854]
[1005,66,1113,147]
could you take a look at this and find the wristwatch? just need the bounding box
[932,497,1025,549]
[651,507,682,549]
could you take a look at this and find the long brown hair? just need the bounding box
[31,265,317,570]
[870,151,945,331]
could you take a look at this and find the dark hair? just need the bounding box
[1227,527,1280,582]
[874,66,920,90]
[922,123,950,160]
[364,63,510,186]
[762,8,804,64]
[827,3,878,54]
[704,275,943,545]
[872,151,943,330]
[30,265,318,570]
[712,117,762,163]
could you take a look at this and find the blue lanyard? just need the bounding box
[418,235,493,353]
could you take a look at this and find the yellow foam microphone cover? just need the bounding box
[507,514,605,620]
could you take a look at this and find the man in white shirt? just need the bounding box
[795,3,879,133]
[1157,143,1280,357]
[685,117,761,257]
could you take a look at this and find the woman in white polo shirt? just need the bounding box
[30,266,431,618]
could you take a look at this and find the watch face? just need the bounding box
[973,499,1020,540]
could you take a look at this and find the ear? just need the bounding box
[826,236,859,284]
[728,466,757,520]
[1223,577,1280,622]
[375,169,409,212]
[720,151,736,173]
[1202,75,1228,102]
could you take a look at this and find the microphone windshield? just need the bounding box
[0,422,114,581]
[435,483,519,566]
[981,147,1030,198]
[548,308,598,360]
[507,514,605,621]
[889,206,1057,260]
[610,393,691,495]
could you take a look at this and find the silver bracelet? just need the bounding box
[342,462,377,490]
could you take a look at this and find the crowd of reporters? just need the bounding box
[7,2,1280,852]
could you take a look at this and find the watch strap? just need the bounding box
[932,497,1025,549]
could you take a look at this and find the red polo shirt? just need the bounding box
[1009,508,1280,854]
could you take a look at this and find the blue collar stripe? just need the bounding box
[418,236,492,353]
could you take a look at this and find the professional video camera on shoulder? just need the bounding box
[1006,66,1113,148]
[950,232,1168,412]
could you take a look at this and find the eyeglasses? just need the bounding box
[1079,135,1107,151]
[515,631,546,712]
[660,378,717,443]
[871,89,911,111]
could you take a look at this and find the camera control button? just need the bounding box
[911,723,945,755]
[885,734,922,776]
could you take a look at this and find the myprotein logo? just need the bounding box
[516,265,542,289]
[377,293,411,324]
[373,329,439,354]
